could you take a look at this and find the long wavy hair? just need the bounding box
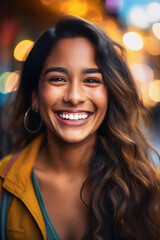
[5,16,160,239]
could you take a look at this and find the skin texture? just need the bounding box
[36,37,108,144]
[33,37,108,240]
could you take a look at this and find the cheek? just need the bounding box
[90,87,108,112]
[38,85,63,107]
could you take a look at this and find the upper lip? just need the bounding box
[55,109,93,113]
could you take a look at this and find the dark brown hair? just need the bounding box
[5,16,160,239]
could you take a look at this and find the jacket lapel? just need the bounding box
[1,134,46,240]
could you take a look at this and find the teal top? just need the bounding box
[32,170,61,240]
[0,189,12,240]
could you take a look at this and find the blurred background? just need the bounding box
[0,0,160,163]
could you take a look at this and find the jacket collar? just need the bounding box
[1,134,46,239]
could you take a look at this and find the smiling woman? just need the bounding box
[0,16,160,240]
[36,37,107,143]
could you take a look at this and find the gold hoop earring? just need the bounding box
[24,106,42,134]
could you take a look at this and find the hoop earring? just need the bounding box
[24,106,42,134]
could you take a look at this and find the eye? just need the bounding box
[84,78,101,84]
[48,77,66,82]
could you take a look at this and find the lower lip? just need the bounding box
[55,113,92,126]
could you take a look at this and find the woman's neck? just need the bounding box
[35,131,97,178]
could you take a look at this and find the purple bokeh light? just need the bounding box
[105,0,123,14]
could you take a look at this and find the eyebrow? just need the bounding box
[44,67,67,75]
[82,68,102,74]
[44,67,102,75]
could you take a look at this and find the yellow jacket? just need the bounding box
[0,134,47,240]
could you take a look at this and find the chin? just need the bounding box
[60,136,87,144]
[48,128,96,144]
[59,132,96,145]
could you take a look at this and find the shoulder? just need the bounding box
[0,154,13,196]
[0,154,14,176]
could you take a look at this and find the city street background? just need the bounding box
[0,0,160,165]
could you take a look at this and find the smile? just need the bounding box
[57,112,90,121]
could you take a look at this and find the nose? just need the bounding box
[63,81,85,105]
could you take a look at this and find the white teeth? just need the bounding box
[69,114,73,120]
[59,113,89,120]
[75,114,79,120]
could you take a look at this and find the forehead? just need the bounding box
[51,37,95,52]
[44,37,97,65]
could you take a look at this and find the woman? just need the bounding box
[0,16,160,240]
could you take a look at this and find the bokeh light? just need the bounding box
[105,0,123,14]
[130,63,155,106]
[141,84,157,107]
[14,40,34,61]
[60,0,88,17]
[123,32,143,51]
[130,63,154,84]
[146,2,160,22]
[128,6,149,29]
[5,71,20,93]
[0,72,11,94]
[0,71,20,94]
[152,23,160,40]
[148,80,160,102]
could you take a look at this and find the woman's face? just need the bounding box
[36,37,108,143]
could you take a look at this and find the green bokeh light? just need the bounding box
[0,72,11,94]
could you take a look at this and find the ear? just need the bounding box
[32,91,39,112]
